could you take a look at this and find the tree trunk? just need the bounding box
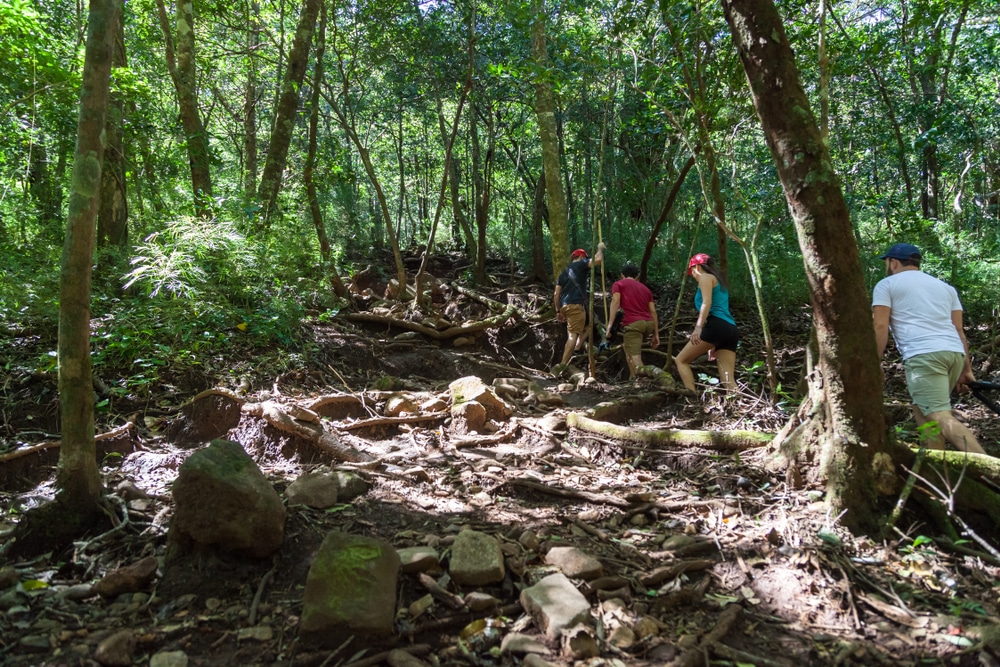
[722,0,886,534]
[11,0,120,557]
[304,3,347,299]
[531,171,549,283]
[531,0,569,282]
[155,0,213,217]
[97,0,128,248]
[257,0,321,229]
[244,1,261,209]
[640,155,696,283]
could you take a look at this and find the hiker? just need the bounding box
[607,263,660,380]
[674,253,739,392]
[872,242,986,454]
[554,243,605,365]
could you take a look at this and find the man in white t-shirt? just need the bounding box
[872,242,985,454]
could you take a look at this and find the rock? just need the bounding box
[60,583,96,601]
[633,615,661,640]
[449,530,505,586]
[543,546,603,581]
[419,397,448,413]
[500,632,552,655]
[149,650,189,667]
[168,439,286,559]
[451,400,487,434]
[449,377,512,421]
[387,648,433,667]
[0,565,18,590]
[518,531,540,551]
[385,394,418,417]
[94,629,135,667]
[397,546,440,574]
[286,471,340,509]
[520,573,592,639]
[561,625,599,659]
[464,591,501,611]
[237,626,273,641]
[609,625,636,649]
[18,634,53,652]
[301,532,400,639]
[332,470,369,501]
[523,655,560,667]
[93,556,159,598]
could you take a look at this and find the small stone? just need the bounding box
[464,591,500,612]
[237,626,273,641]
[397,546,440,574]
[93,556,158,599]
[150,650,190,667]
[94,629,135,667]
[518,531,540,551]
[501,632,553,655]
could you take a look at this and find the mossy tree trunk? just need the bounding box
[257,0,321,229]
[722,0,887,534]
[531,0,569,282]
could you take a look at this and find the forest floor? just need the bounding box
[3,262,1000,667]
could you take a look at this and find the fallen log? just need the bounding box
[566,413,774,451]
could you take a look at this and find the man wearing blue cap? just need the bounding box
[872,243,985,454]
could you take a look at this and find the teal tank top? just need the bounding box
[694,282,736,325]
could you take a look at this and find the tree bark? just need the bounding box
[155,0,212,217]
[722,0,886,533]
[97,0,128,248]
[531,0,569,282]
[640,155,696,283]
[257,0,321,229]
[244,1,262,208]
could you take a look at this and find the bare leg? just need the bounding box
[918,407,986,454]
[674,340,715,392]
[715,349,737,391]
[561,333,579,365]
[626,353,643,380]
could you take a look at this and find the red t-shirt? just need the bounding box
[612,278,653,326]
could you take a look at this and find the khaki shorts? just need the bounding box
[904,350,965,415]
[622,319,655,356]
[561,304,586,335]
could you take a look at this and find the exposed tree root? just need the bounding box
[667,601,742,667]
[566,413,774,451]
[0,422,137,463]
[242,401,372,463]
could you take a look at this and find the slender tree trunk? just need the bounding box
[531,0,569,282]
[531,171,549,283]
[244,0,261,208]
[155,0,212,217]
[97,0,127,248]
[640,156,696,282]
[257,0,321,229]
[722,0,886,534]
[304,4,347,299]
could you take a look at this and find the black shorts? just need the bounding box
[701,315,739,352]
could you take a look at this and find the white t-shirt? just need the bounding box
[872,270,965,360]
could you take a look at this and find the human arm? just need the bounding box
[554,284,564,322]
[608,292,622,327]
[648,300,660,348]
[692,273,714,344]
[872,305,891,358]
[593,242,605,267]
[951,309,975,391]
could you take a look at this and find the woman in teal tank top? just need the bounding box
[674,253,739,392]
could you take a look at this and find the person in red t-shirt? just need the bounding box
[607,263,660,380]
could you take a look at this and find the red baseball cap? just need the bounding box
[687,253,710,275]
[571,249,588,259]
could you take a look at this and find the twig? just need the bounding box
[249,564,276,625]
[885,447,927,532]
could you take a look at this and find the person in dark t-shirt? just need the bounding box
[553,242,605,365]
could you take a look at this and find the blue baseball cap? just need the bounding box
[878,243,922,261]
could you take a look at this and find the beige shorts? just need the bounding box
[561,304,586,335]
[904,350,965,415]
[622,319,654,356]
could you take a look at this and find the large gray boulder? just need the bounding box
[168,439,286,558]
[300,532,400,640]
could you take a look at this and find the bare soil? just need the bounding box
[2,275,1000,667]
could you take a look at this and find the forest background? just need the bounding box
[1,0,999,411]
